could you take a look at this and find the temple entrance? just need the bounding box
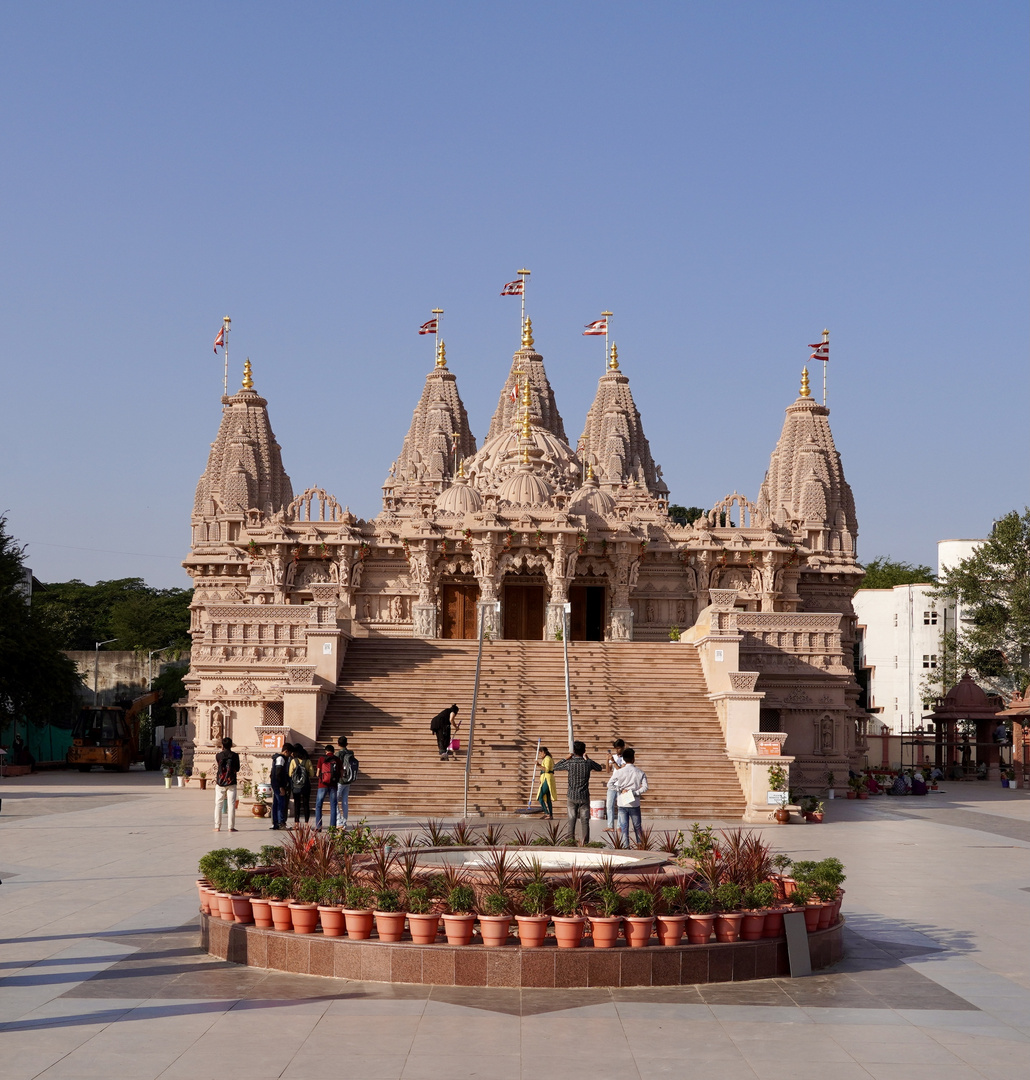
[503,581,545,640]
[441,582,479,639]
[570,585,606,641]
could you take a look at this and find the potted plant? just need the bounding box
[248,874,274,928]
[267,876,294,932]
[656,884,688,946]
[713,882,744,942]
[198,770,208,791]
[405,885,441,945]
[846,775,865,799]
[442,883,477,945]
[552,885,586,948]
[623,888,655,947]
[289,876,322,934]
[768,763,790,823]
[685,888,715,943]
[478,891,512,947]
[741,881,776,940]
[175,761,187,787]
[373,886,406,942]
[343,882,375,939]
[317,876,347,938]
[826,770,836,800]
[515,879,551,949]
[668,625,681,642]
[223,869,255,924]
[589,886,623,948]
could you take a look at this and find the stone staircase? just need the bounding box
[319,639,746,820]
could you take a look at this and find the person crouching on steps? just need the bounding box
[430,704,459,760]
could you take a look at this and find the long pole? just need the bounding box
[222,316,231,397]
[562,602,573,754]
[526,737,541,809]
[94,638,117,703]
[463,604,488,818]
[821,328,829,407]
[601,310,613,373]
[518,268,530,338]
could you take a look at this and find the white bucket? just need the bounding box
[589,800,606,820]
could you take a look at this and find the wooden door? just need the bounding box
[503,584,545,639]
[441,583,479,639]
[570,585,606,641]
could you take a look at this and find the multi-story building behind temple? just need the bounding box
[181,317,869,819]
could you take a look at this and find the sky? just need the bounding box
[1,1,1026,590]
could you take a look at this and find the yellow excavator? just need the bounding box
[67,691,162,772]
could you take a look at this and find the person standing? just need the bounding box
[607,747,649,846]
[335,736,359,830]
[605,739,626,831]
[289,744,312,827]
[212,737,240,833]
[269,743,292,831]
[554,741,602,845]
[537,745,555,819]
[314,744,340,830]
[430,704,459,760]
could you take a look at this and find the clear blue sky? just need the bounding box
[2,2,1026,589]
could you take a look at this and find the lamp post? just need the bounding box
[93,639,118,703]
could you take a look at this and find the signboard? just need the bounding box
[261,732,284,750]
[767,790,789,805]
[756,740,782,756]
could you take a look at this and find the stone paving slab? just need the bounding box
[1,769,1029,1078]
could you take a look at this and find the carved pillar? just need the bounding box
[412,605,437,639]
[545,534,576,642]
[477,600,500,639]
[609,548,639,641]
[408,542,437,640]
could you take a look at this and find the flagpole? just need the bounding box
[821,328,829,407]
[601,310,613,373]
[432,308,443,354]
[222,315,231,396]
[518,268,530,340]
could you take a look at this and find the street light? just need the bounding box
[93,639,118,703]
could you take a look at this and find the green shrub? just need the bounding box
[685,889,713,915]
[344,883,373,910]
[553,886,580,917]
[595,887,622,918]
[481,892,510,916]
[713,882,743,912]
[374,888,401,912]
[267,876,291,900]
[521,881,550,916]
[447,884,476,915]
[223,869,250,895]
[295,877,322,904]
[625,889,655,918]
[406,886,432,915]
[318,877,345,906]
[660,884,685,914]
[744,881,776,909]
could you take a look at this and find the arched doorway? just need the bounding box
[441,580,479,639]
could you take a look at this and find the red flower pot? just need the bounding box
[318,905,346,938]
[686,914,715,944]
[269,899,293,932]
[588,916,621,948]
[251,897,273,928]
[374,910,407,942]
[553,915,586,948]
[656,914,688,946]
[442,913,476,946]
[230,895,254,924]
[407,912,441,945]
[478,914,512,947]
[344,908,374,940]
[289,902,319,935]
[714,912,743,943]
[740,912,766,941]
[515,915,549,948]
[197,880,212,915]
[623,916,654,948]
[803,904,822,933]
[762,909,785,938]
[817,902,834,930]
[216,893,234,921]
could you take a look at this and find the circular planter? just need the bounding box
[374,910,407,943]
[806,813,824,823]
[686,914,715,944]
[714,912,743,943]
[552,915,586,948]
[656,914,687,946]
[803,904,822,933]
[407,912,441,945]
[269,899,293,932]
[288,902,319,935]
[251,897,273,928]
[624,916,654,948]
[251,802,268,818]
[589,916,622,948]
[318,905,346,938]
[774,806,791,824]
[740,912,766,941]
[478,914,512,947]
[762,909,786,939]
[515,915,549,948]
[344,908,374,940]
[215,893,234,921]
[230,895,255,924]
[442,913,476,946]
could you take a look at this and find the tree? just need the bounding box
[0,517,83,730]
[858,556,937,590]
[935,509,1030,694]
[668,505,709,526]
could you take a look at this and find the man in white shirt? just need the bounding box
[606,747,648,846]
[605,739,626,831]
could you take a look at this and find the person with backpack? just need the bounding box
[314,744,341,830]
[290,744,314,827]
[335,736,359,830]
[429,704,459,760]
[212,737,240,833]
[268,743,292,831]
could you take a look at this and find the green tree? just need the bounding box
[0,517,83,729]
[858,556,937,590]
[668,504,708,526]
[935,509,1030,693]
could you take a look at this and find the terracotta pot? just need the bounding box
[623,916,654,948]
[269,899,293,932]
[289,902,320,935]
[656,914,688,946]
[588,916,621,948]
[552,915,586,948]
[478,914,512,947]
[251,897,273,928]
[199,778,208,790]
[686,914,715,944]
[803,904,822,933]
[817,901,835,930]
[407,912,441,945]
[318,905,346,938]
[774,805,791,824]
[846,791,856,799]
[740,912,766,941]
[781,877,797,899]
[515,914,549,948]
[858,792,869,800]
[762,909,785,939]
[215,892,234,921]
[374,910,407,942]
[442,913,477,946]
[197,880,212,915]
[344,908,375,940]
[230,895,254,924]
[714,912,744,943]
[808,813,824,823]
[251,802,268,817]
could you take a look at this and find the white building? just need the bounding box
[854,539,982,735]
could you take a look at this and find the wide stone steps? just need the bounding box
[319,640,746,820]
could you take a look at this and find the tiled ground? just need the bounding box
[1,771,1028,1079]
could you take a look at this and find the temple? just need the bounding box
[180,324,868,820]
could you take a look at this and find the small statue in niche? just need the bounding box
[210,708,224,743]
[362,595,373,620]
[389,595,402,622]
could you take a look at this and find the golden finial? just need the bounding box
[586,462,595,480]
[799,366,811,398]
[457,458,466,479]
[521,374,532,440]
[522,316,534,349]
[608,341,619,370]
[242,358,253,390]
[436,339,447,368]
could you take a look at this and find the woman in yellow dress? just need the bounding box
[537,745,555,819]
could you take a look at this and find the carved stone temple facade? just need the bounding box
[181,324,869,812]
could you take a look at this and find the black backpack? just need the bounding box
[339,751,356,785]
[290,761,309,795]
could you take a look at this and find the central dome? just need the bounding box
[466,426,580,496]
[496,464,554,507]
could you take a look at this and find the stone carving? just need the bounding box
[233,680,260,698]
[783,688,811,705]
[209,707,224,742]
[729,672,760,693]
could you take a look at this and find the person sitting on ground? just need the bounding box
[606,747,649,846]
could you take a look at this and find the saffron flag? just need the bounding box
[583,318,608,336]
[510,379,519,404]
[809,340,829,362]
[419,318,438,335]
[500,279,524,296]
[213,326,225,353]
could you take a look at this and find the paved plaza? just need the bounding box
[1,770,1028,1080]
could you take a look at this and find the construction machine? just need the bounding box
[67,691,162,772]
